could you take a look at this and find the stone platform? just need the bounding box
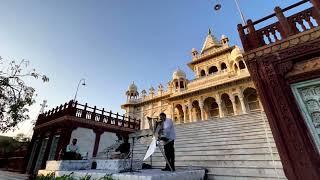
[43,159,142,172]
[38,168,205,180]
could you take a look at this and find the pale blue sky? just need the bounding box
[0,0,310,136]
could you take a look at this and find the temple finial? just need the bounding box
[208,28,212,35]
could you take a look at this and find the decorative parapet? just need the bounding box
[244,26,320,63]
[187,69,249,91]
[36,100,140,130]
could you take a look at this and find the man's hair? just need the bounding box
[159,112,166,117]
[72,138,77,141]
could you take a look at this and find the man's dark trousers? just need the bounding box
[164,140,175,171]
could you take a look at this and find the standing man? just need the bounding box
[158,112,176,171]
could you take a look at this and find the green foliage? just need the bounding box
[35,172,55,180]
[0,57,49,132]
[98,175,114,180]
[14,133,31,142]
[0,135,28,155]
[35,172,114,180]
[55,173,74,180]
[79,174,91,180]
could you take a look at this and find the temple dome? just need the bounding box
[172,68,186,80]
[128,82,137,92]
[230,46,243,61]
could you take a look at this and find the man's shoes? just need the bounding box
[161,167,175,171]
[161,168,170,171]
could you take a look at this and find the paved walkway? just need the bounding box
[0,170,29,180]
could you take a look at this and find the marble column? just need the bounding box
[239,95,247,114]
[199,99,205,121]
[188,100,192,122]
[230,95,238,115]
[216,96,224,118]
[171,104,175,121]
[183,105,187,123]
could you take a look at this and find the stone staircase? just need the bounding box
[132,111,287,180]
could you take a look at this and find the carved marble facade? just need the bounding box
[122,30,262,129]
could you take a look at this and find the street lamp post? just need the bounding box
[74,78,86,101]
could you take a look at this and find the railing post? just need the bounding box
[274,6,293,38]
[91,106,96,121]
[133,118,137,129]
[100,108,105,122]
[108,111,112,124]
[122,115,125,127]
[310,0,320,25]
[115,113,119,126]
[81,103,87,119]
[128,116,131,128]
[247,19,262,50]
[237,24,249,51]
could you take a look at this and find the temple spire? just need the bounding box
[201,28,220,53]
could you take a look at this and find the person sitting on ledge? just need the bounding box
[112,137,130,159]
[64,138,82,160]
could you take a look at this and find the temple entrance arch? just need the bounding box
[221,93,234,116]
[243,87,260,111]
[203,97,219,119]
[192,100,201,121]
[174,104,184,123]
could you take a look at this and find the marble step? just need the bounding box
[175,113,266,128]
[207,175,286,180]
[206,167,286,178]
[176,125,272,137]
[141,153,281,161]
[134,141,277,151]
[134,147,279,156]
[175,118,268,132]
[176,130,273,141]
[148,159,284,169]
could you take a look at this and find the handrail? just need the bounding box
[238,0,320,51]
[242,0,309,28]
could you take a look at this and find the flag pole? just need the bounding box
[234,0,246,25]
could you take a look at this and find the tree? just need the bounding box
[0,57,49,133]
[14,133,31,142]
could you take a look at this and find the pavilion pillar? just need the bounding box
[55,127,74,160]
[93,130,103,157]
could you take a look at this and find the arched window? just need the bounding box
[175,81,179,89]
[200,70,206,77]
[221,63,227,70]
[180,81,184,88]
[208,66,218,74]
[239,60,246,69]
